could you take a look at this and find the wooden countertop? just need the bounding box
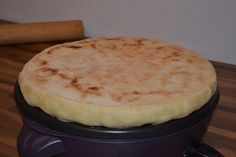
[0,42,236,157]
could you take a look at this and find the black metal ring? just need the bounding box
[14,82,220,139]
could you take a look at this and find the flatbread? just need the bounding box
[18,37,217,128]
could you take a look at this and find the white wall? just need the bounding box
[0,0,236,64]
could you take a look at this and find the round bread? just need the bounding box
[18,37,217,128]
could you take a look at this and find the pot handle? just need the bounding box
[182,143,224,157]
[18,125,65,157]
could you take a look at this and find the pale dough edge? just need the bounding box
[18,71,216,128]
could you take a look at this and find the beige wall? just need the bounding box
[0,0,235,64]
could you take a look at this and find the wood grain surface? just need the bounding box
[0,23,235,157]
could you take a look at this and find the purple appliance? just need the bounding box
[14,82,223,157]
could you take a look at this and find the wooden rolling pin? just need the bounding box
[0,20,84,45]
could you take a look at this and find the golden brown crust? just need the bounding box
[18,37,217,128]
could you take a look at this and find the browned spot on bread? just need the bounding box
[187,58,194,63]
[136,39,143,45]
[112,88,184,103]
[85,87,101,96]
[122,90,177,102]
[40,67,59,75]
[40,61,48,66]
[65,45,82,49]
[123,43,137,47]
[91,43,96,49]
[69,78,83,92]
[133,91,141,95]
[115,92,139,103]
[71,78,80,86]
[159,46,183,55]
[172,51,181,57]
[162,52,181,62]
[69,78,102,97]
[49,69,58,75]
[47,46,60,54]
[122,39,143,47]
[112,92,129,102]
[59,73,70,80]
[47,45,82,55]
[155,46,172,54]
[88,86,100,91]
[156,46,165,50]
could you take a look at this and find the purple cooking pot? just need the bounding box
[14,82,223,157]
